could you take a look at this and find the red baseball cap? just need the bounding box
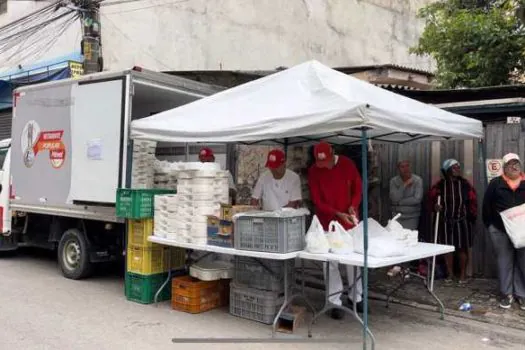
[265,149,286,169]
[313,142,334,168]
[199,147,214,161]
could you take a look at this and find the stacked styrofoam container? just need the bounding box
[153,160,182,190]
[131,140,157,189]
[154,164,230,245]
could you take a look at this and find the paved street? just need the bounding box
[1,249,524,350]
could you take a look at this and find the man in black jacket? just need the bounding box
[482,153,525,310]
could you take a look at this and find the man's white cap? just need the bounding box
[503,153,520,165]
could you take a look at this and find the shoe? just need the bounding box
[330,309,345,320]
[516,297,525,311]
[499,295,514,309]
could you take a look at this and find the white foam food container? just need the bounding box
[189,260,234,281]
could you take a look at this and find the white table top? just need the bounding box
[148,236,299,260]
[298,243,455,268]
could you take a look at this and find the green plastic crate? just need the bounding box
[125,272,171,304]
[116,189,175,219]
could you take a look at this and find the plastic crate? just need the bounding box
[171,276,230,314]
[125,272,170,304]
[127,219,154,247]
[126,245,166,274]
[116,189,175,219]
[127,245,186,274]
[233,256,293,292]
[234,215,305,253]
[169,247,187,270]
[229,283,284,324]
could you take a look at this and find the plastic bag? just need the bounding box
[326,221,353,255]
[386,213,404,233]
[386,214,419,247]
[500,203,525,248]
[305,215,330,254]
[352,218,405,258]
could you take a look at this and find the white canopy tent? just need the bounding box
[130,60,483,349]
[132,60,483,144]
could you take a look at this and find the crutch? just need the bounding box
[430,196,441,292]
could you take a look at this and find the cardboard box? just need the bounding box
[220,204,258,221]
[207,216,220,236]
[207,216,233,247]
[219,220,233,235]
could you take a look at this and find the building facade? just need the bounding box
[0,0,435,72]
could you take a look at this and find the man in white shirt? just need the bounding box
[199,147,237,204]
[251,149,302,211]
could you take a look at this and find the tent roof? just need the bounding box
[131,61,483,145]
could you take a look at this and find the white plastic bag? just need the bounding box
[326,221,353,255]
[386,213,404,233]
[500,203,525,248]
[305,215,330,254]
[352,218,405,258]
[386,214,419,247]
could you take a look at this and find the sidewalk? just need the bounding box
[369,268,525,330]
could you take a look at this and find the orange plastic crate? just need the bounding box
[171,276,229,314]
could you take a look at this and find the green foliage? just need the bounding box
[411,0,525,88]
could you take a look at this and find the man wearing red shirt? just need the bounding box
[308,142,364,319]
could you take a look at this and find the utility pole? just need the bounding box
[77,0,102,74]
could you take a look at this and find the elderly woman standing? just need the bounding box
[482,153,525,310]
[429,159,478,284]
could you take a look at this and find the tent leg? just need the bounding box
[184,143,190,161]
[361,129,370,350]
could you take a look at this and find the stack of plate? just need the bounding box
[131,140,156,189]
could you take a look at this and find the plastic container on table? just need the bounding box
[234,215,305,253]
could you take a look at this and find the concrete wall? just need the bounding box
[0,0,434,72]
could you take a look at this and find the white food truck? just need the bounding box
[0,68,221,279]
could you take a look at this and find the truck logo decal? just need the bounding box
[21,120,66,169]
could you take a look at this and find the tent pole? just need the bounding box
[185,143,190,161]
[361,128,369,350]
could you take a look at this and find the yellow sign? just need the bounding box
[69,61,84,78]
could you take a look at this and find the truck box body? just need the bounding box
[10,69,221,223]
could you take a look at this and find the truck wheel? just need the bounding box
[58,229,93,280]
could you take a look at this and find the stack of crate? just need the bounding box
[116,188,186,304]
[229,213,305,324]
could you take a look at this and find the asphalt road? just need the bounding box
[0,248,524,350]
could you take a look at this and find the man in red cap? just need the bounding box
[308,141,364,318]
[199,147,237,203]
[251,149,302,211]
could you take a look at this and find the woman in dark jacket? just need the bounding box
[482,153,525,310]
[429,159,477,284]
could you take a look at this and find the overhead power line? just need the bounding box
[103,0,189,15]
